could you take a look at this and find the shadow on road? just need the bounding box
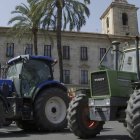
[0,131,29,138]
[101,128,113,132]
[0,126,71,138]
[0,130,131,140]
[0,125,131,140]
[82,135,131,140]
[66,127,131,140]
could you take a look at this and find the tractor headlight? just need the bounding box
[88,99,94,106]
[89,98,110,107]
[105,99,110,106]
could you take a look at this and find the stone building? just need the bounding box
[101,0,139,36]
[0,0,139,89]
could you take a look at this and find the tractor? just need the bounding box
[67,36,140,140]
[0,55,69,131]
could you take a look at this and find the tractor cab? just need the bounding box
[99,42,123,71]
[99,41,140,74]
[6,55,57,97]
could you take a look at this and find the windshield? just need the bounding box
[100,46,123,70]
[21,60,52,96]
[22,60,52,82]
[100,46,140,73]
[121,49,138,73]
[7,63,22,78]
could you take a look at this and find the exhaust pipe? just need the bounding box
[136,36,140,81]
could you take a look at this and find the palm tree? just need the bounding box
[35,0,90,82]
[8,0,43,55]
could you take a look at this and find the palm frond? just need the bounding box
[8,16,29,25]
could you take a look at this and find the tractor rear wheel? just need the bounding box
[126,90,140,140]
[34,88,69,131]
[67,94,104,139]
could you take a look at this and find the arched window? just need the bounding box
[106,17,109,28]
[122,13,128,25]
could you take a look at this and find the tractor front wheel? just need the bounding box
[126,90,140,140]
[67,94,104,139]
[34,88,69,131]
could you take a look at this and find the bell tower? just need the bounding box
[113,0,128,3]
[100,0,139,36]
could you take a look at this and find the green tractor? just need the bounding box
[0,55,69,131]
[67,37,140,140]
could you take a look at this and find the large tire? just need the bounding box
[126,90,140,140]
[16,120,38,131]
[34,88,69,131]
[67,94,104,139]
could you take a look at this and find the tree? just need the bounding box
[8,0,43,55]
[35,0,90,82]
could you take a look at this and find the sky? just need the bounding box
[0,0,139,33]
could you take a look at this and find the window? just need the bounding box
[44,45,52,57]
[100,48,106,60]
[81,70,88,84]
[81,47,88,60]
[25,44,33,55]
[63,70,70,84]
[63,46,70,60]
[21,60,52,95]
[6,43,14,57]
[106,17,109,28]
[122,13,128,26]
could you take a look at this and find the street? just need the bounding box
[0,121,131,140]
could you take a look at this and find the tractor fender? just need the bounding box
[32,80,67,101]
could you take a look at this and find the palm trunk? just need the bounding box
[56,5,63,82]
[33,29,38,55]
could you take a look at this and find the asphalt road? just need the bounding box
[0,121,131,140]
